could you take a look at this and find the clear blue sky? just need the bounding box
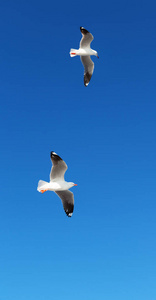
[0,0,156,299]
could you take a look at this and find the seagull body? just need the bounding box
[37,180,74,192]
[70,27,99,86]
[37,151,77,217]
[70,48,97,57]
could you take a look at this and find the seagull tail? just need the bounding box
[37,180,48,192]
[70,49,78,57]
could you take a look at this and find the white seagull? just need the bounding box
[70,27,99,86]
[37,151,77,217]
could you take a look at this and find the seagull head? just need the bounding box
[68,182,77,188]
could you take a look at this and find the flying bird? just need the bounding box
[70,27,99,86]
[37,151,77,217]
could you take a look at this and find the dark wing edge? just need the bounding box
[80,27,94,48]
[55,190,74,217]
[50,151,64,165]
[50,152,67,181]
[80,56,94,86]
[80,27,90,34]
[84,72,92,87]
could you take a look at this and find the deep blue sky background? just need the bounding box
[0,0,156,299]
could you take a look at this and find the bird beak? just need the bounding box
[97,56,99,59]
[74,184,78,186]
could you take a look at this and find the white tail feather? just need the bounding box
[70,49,78,57]
[37,180,48,192]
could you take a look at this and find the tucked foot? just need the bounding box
[41,190,47,193]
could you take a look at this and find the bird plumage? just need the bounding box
[70,27,99,86]
[37,151,76,217]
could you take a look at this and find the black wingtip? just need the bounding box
[65,211,73,217]
[64,206,74,217]
[80,27,89,34]
[84,72,92,86]
[50,151,62,161]
[50,151,56,157]
[66,213,72,217]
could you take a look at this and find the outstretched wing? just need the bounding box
[50,151,67,181]
[80,27,94,48]
[80,56,94,86]
[55,190,74,217]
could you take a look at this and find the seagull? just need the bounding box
[70,27,99,86]
[37,151,77,217]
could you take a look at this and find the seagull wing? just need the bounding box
[80,27,94,48]
[50,152,67,181]
[80,56,94,86]
[55,190,74,217]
